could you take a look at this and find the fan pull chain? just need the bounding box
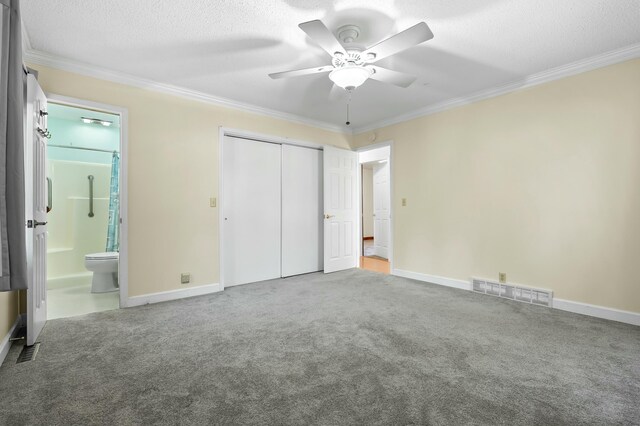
[346,89,353,126]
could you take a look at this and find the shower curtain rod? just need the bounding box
[48,144,118,154]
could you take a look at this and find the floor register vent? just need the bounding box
[16,343,40,364]
[471,278,553,307]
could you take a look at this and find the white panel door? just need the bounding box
[323,146,357,273]
[26,74,48,346]
[373,161,390,259]
[282,145,323,277]
[222,136,281,287]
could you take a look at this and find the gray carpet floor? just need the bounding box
[0,269,639,425]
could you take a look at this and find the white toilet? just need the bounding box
[85,252,119,293]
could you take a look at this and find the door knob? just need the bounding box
[324,214,334,219]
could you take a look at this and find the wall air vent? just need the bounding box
[471,278,553,307]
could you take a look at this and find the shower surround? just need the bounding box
[46,160,111,288]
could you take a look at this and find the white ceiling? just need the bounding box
[21,0,640,132]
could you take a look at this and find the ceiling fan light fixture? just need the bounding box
[329,66,373,90]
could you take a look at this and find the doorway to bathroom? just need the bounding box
[44,96,127,319]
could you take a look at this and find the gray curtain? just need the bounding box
[0,0,27,291]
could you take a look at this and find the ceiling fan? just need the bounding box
[269,19,434,91]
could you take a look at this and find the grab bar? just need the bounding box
[46,177,52,213]
[88,175,94,217]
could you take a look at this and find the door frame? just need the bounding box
[218,127,324,290]
[46,94,129,308]
[356,141,394,271]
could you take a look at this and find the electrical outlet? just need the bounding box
[499,272,507,284]
[402,198,407,206]
[181,273,191,284]
[210,197,216,208]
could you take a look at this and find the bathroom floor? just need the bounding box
[47,275,119,320]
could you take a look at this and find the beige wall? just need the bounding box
[0,291,19,340]
[30,64,351,297]
[27,59,640,314]
[354,58,640,314]
[362,167,374,237]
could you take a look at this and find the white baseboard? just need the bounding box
[122,283,222,308]
[0,315,22,367]
[553,299,640,327]
[392,269,471,291]
[393,268,640,327]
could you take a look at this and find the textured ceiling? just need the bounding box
[21,0,640,132]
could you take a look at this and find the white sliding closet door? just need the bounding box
[222,136,281,287]
[282,145,323,277]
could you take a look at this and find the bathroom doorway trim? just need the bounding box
[46,93,129,309]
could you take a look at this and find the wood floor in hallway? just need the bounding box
[360,256,390,274]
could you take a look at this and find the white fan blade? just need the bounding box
[369,66,416,88]
[363,22,433,63]
[269,65,334,79]
[299,20,347,57]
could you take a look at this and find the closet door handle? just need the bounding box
[324,214,334,219]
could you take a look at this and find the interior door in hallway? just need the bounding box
[26,74,48,346]
[282,144,323,277]
[323,146,357,273]
[222,136,281,287]
[373,161,390,259]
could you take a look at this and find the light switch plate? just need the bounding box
[210,197,216,208]
[402,198,407,206]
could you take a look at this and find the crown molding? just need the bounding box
[23,41,640,137]
[353,42,640,134]
[23,49,350,135]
